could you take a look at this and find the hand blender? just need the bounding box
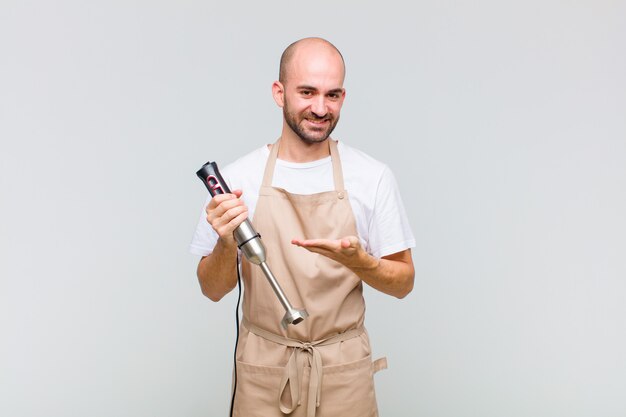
[196,161,308,328]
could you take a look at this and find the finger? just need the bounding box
[218,205,248,225]
[207,204,239,226]
[336,236,360,249]
[291,238,340,251]
[206,199,245,225]
[341,236,361,249]
[295,245,333,257]
[219,210,249,233]
[213,207,249,237]
[207,193,237,212]
[207,195,246,220]
[215,197,245,215]
[292,238,318,247]
[213,206,247,230]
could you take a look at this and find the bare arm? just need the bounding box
[291,236,414,299]
[197,190,248,302]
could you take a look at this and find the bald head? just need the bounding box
[279,37,345,85]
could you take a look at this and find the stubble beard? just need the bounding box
[283,100,340,145]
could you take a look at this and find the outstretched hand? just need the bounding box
[291,236,377,270]
[292,235,414,298]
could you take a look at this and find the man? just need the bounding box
[190,37,415,417]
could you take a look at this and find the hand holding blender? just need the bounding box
[197,161,308,328]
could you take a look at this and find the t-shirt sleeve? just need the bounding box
[368,166,416,258]
[189,194,219,256]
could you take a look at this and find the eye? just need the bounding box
[301,90,313,96]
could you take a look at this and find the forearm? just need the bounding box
[349,249,414,299]
[291,237,415,299]
[197,238,239,302]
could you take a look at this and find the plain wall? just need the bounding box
[1,1,625,416]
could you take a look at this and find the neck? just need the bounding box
[276,126,331,162]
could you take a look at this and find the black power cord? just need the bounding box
[229,253,242,417]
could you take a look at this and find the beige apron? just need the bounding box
[233,139,387,417]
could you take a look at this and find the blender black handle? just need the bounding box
[196,161,231,196]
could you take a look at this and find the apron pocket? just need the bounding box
[234,360,284,417]
[316,354,379,417]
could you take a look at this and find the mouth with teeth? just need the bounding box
[304,114,331,128]
[306,118,329,127]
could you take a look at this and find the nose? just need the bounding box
[310,96,328,118]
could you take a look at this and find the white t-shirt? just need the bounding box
[190,141,415,259]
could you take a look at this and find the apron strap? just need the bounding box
[328,139,345,192]
[262,138,281,187]
[242,317,364,417]
[372,357,388,374]
[261,139,345,192]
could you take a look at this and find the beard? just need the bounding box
[283,99,340,145]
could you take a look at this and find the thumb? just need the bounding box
[341,236,359,249]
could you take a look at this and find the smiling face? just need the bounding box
[273,39,346,144]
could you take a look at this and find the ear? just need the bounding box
[272,81,285,107]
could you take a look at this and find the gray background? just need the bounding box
[1,1,625,416]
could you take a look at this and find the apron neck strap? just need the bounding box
[262,139,345,191]
[262,139,281,187]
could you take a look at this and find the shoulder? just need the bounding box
[337,140,392,185]
[221,145,269,176]
[217,145,270,187]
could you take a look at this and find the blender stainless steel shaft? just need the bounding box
[196,161,308,328]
